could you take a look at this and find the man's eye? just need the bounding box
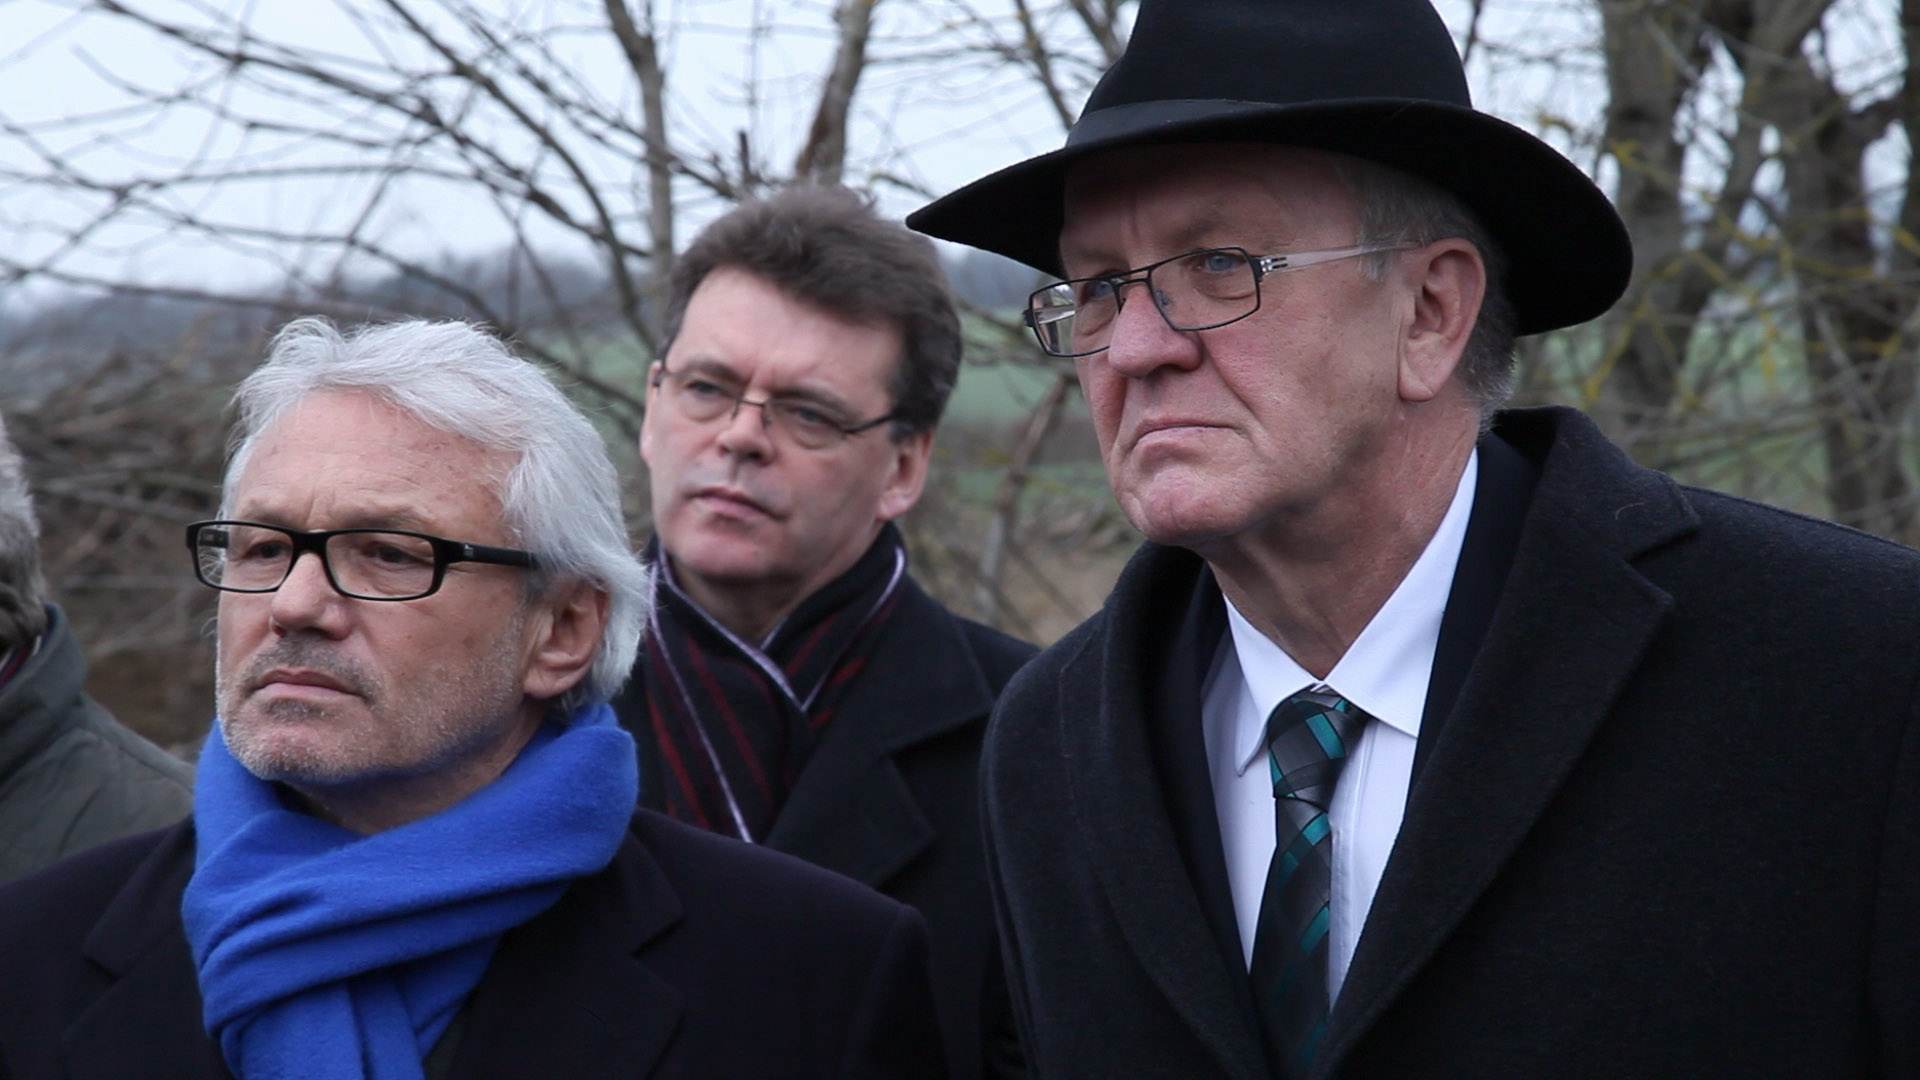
[1196,250,1245,274]
[780,402,839,431]
[683,378,731,399]
[1074,276,1124,305]
[343,534,434,568]
[235,538,288,562]
[367,543,426,567]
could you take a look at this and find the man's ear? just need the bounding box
[1398,238,1486,403]
[876,429,934,522]
[521,581,610,702]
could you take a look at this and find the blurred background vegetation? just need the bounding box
[2,0,1915,751]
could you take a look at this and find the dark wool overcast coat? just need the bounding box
[981,406,1920,1080]
[616,575,1036,1080]
[0,810,947,1079]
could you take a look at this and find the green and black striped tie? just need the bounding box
[1249,688,1367,1078]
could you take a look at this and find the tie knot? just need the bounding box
[1264,688,1366,807]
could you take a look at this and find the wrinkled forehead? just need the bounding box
[665,266,905,397]
[223,390,512,527]
[1058,142,1361,264]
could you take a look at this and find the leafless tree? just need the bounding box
[6,0,1918,739]
[1580,0,1917,540]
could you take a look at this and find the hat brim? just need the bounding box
[907,98,1630,336]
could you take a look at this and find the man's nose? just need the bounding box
[267,550,346,633]
[1103,283,1202,378]
[716,396,776,458]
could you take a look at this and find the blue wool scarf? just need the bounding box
[182,703,638,1080]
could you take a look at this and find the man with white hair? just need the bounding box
[0,412,192,885]
[0,318,946,1080]
[912,0,1919,1077]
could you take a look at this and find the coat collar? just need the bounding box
[1318,406,1699,1075]
[765,577,996,887]
[0,605,86,780]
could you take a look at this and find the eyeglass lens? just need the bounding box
[196,523,441,599]
[660,372,855,450]
[1029,248,1260,356]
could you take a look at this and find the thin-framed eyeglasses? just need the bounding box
[651,361,897,450]
[1023,242,1418,358]
[185,520,539,602]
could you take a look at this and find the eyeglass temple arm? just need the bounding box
[455,540,539,569]
[1256,242,1416,276]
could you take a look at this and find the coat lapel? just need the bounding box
[764,581,990,889]
[1320,408,1700,1074]
[1410,432,1538,784]
[64,823,231,1080]
[450,827,685,1080]
[1065,545,1270,1080]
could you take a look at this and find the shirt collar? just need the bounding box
[1228,448,1480,774]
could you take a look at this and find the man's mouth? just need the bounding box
[692,485,777,517]
[255,668,360,698]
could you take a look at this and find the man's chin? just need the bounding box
[668,544,788,589]
[1121,499,1240,551]
[226,745,346,788]
[220,706,365,785]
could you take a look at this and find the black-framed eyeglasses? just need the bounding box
[185,520,539,602]
[1023,242,1417,358]
[651,362,896,450]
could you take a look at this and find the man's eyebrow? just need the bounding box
[767,384,856,415]
[1059,210,1253,273]
[672,354,746,383]
[1057,236,1116,275]
[674,353,858,414]
[231,507,440,534]
[350,510,440,532]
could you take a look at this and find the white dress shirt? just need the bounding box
[1201,449,1477,999]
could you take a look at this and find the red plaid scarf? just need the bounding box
[0,638,33,693]
[626,526,906,840]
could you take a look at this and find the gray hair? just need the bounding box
[222,317,648,710]
[1335,156,1519,423]
[0,413,49,647]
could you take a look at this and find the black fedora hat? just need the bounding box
[906,0,1631,336]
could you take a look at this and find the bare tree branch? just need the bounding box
[796,0,882,184]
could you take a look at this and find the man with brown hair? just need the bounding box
[615,184,1035,1080]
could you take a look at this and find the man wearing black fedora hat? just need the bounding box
[910,2,1920,1079]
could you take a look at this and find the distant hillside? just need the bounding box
[945,248,1044,310]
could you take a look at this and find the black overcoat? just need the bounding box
[616,574,1036,1080]
[0,810,947,1079]
[982,406,1920,1079]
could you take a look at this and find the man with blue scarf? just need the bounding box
[0,317,947,1080]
